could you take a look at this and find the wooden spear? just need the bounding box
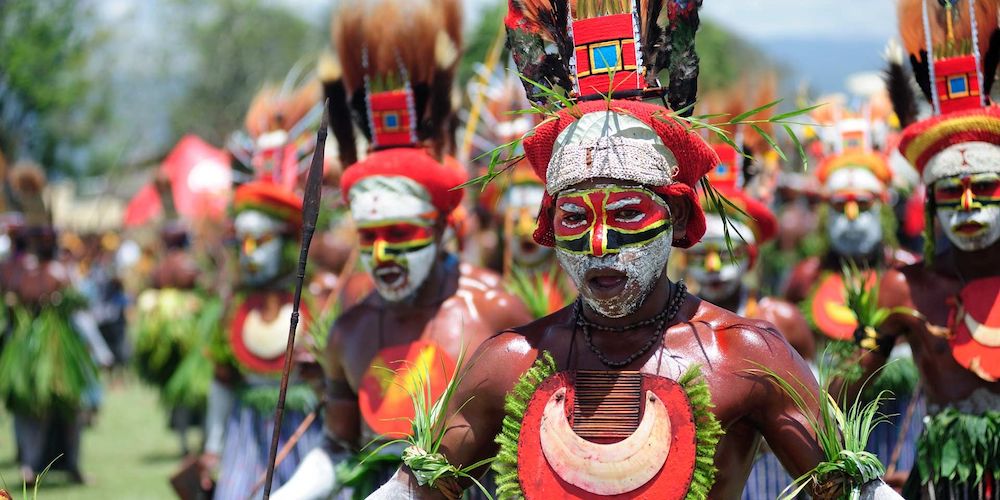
[261,104,328,499]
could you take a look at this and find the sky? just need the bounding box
[265,0,903,93]
[91,0,905,164]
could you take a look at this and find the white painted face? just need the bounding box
[824,168,886,257]
[685,214,752,302]
[505,184,551,267]
[349,176,441,302]
[932,172,1000,251]
[552,185,674,318]
[234,210,286,286]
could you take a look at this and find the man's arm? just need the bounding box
[369,332,537,499]
[742,326,827,481]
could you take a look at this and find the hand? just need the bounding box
[882,471,908,491]
[853,325,893,357]
[198,453,219,491]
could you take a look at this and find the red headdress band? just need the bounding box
[340,148,467,218]
[526,100,718,249]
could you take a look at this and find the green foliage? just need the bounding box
[305,296,340,371]
[493,351,558,499]
[695,21,775,92]
[677,365,725,500]
[238,383,318,414]
[131,289,205,388]
[367,343,494,497]
[916,409,1000,487]
[0,0,109,174]
[162,295,224,410]
[0,294,98,417]
[504,267,566,320]
[747,347,893,500]
[334,452,404,500]
[458,1,508,85]
[168,0,324,146]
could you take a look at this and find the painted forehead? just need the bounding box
[824,167,885,196]
[348,175,437,223]
[556,185,666,203]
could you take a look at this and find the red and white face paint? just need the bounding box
[349,176,440,302]
[934,172,1000,251]
[685,214,752,302]
[553,185,673,318]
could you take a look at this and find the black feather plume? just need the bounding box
[886,60,920,129]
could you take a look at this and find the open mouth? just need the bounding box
[584,268,628,299]
[954,221,987,236]
[374,264,407,288]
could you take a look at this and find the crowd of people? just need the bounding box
[1,0,998,499]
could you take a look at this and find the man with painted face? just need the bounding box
[785,150,910,343]
[496,162,572,317]
[685,145,813,361]
[850,2,1000,497]
[270,2,531,498]
[199,179,325,498]
[364,2,900,498]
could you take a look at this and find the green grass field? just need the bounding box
[1,378,193,499]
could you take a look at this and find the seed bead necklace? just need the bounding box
[574,280,688,369]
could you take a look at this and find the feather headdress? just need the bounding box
[506,0,703,112]
[328,0,462,164]
[896,0,999,115]
[332,0,469,223]
[236,76,324,189]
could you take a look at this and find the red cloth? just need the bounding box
[524,100,719,248]
[340,148,467,217]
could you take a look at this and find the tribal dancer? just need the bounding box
[200,179,323,498]
[685,144,813,360]
[271,1,531,498]
[682,145,815,499]
[859,1,1000,497]
[368,1,897,498]
[469,72,572,316]
[199,80,326,498]
[0,163,112,485]
[133,173,214,455]
[785,116,914,342]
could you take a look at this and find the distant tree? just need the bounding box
[696,20,773,92]
[0,0,109,175]
[169,0,324,146]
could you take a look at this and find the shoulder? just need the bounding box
[784,256,821,300]
[327,296,378,347]
[455,263,533,329]
[756,297,814,360]
[688,299,799,367]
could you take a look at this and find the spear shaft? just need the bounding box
[261,105,328,499]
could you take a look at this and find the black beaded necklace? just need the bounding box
[574,281,687,369]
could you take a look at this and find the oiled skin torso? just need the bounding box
[385,288,827,499]
[324,260,532,445]
[866,247,1000,407]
